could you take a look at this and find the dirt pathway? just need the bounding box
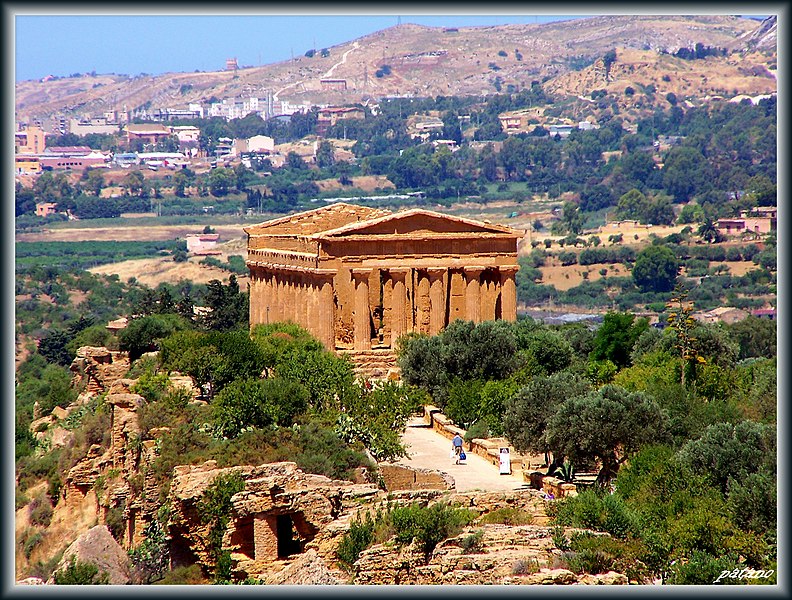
[323,42,360,78]
[395,419,527,492]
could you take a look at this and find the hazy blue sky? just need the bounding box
[15,14,589,82]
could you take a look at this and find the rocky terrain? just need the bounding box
[15,15,775,123]
[16,344,634,585]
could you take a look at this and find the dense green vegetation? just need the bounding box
[398,312,776,583]
[16,240,185,271]
[336,502,476,570]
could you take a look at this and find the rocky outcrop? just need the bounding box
[354,524,628,585]
[105,382,144,475]
[48,525,131,585]
[167,461,383,580]
[378,464,454,491]
[69,346,130,396]
[264,549,342,585]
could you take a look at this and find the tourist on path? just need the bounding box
[452,433,464,464]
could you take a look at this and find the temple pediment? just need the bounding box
[315,209,522,239]
[244,203,390,237]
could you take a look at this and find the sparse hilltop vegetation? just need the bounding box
[15,13,776,586]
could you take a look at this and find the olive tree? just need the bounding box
[632,245,679,293]
[503,372,591,472]
[545,384,668,484]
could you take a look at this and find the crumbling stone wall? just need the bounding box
[378,464,454,491]
[69,346,130,396]
[167,461,382,579]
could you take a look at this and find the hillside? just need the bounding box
[15,15,773,123]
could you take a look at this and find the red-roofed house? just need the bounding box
[186,233,221,255]
[44,146,93,156]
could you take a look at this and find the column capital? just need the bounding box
[314,268,338,278]
[387,267,411,277]
[351,267,373,278]
[426,267,447,280]
[463,265,488,274]
[498,265,520,275]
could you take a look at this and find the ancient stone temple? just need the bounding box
[245,203,521,361]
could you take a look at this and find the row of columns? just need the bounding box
[351,265,518,351]
[251,263,518,353]
[250,265,336,350]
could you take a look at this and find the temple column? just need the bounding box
[316,270,336,350]
[255,270,263,326]
[262,270,273,325]
[481,270,496,321]
[279,271,289,323]
[427,267,447,335]
[351,268,372,351]
[272,271,282,323]
[464,266,485,323]
[306,277,317,336]
[298,273,305,325]
[499,265,519,321]
[275,270,285,323]
[255,269,265,326]
[416,270,431,334]
[248,270,258,327]
[291,272,299,324]
[388,268,410,349]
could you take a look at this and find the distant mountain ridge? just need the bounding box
[15,15,776,124]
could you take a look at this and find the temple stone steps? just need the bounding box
[340,348,400,381]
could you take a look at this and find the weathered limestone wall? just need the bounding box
[378,464,454,492]
[69,346,130,395]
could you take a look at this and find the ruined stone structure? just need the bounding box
[245,203,521,364]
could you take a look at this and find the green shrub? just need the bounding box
[459,529,485,554]
[53,556,110,584]
[552,525,570,551]
[479,507,534,526]
[563,547,614,574]
[512,557,540,575]
[336,512,376,569]
[664,550,741,585]
[552,488,638,539]
[16,491,30,510]
[153,564,208,585]
[390,502,475,558]
[105,504,125,541]
[212,377,309,438]
[28,495,54,527]
[21,528,44,559]
[131,371,171,403]
[197,472,245,582]
[129,518,170,584]
[464,420,490,442]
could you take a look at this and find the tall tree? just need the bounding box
[590,312,649,369]
[503,372,591,471]
[545,384,668,484]
[632,245,679,292]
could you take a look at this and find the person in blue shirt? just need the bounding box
[452,433,464,464]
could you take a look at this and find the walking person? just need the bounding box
[452,433,464,464]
